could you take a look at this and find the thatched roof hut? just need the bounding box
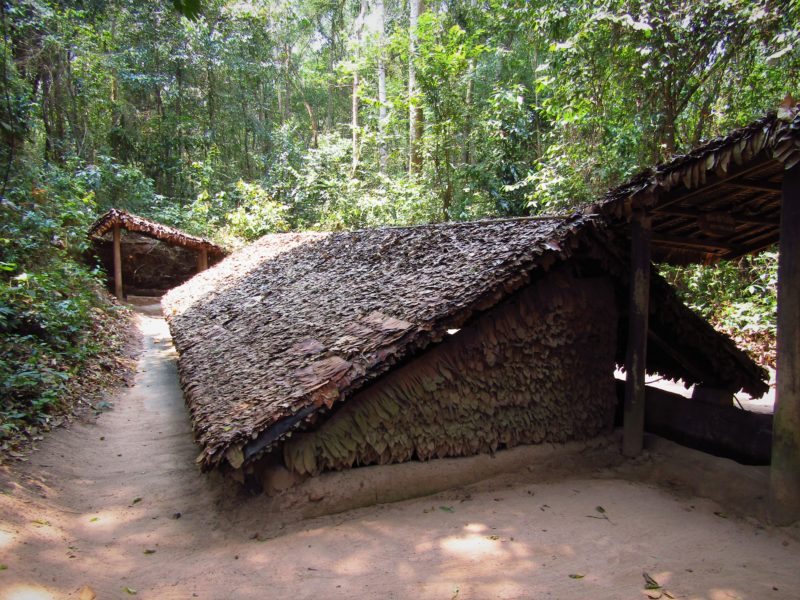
[88,209,227,297]
[88,209,226,257]
[163,215,767,477]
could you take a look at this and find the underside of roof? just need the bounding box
[163,216,767,472]
[88,208,227,258]
[592,105,800,265]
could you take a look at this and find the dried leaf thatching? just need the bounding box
[88,209,227,258]
[164,215,767,472]
[282,272,618,475]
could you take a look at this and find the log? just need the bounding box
[691,386,733,407]
[616,382,772,466]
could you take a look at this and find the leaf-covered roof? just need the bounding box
[163,216,768,471]
[88,209,227,257]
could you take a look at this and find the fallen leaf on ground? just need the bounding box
[143,549,156,555]
[569,573,585,579]
[0,564,7,571]
[131,497,142,505]
[123,587,137,595]
[487,535,500,541]
[89,517,99,522]
[439,505,454,513]
[31,519,50,526]
[643,572,661,590]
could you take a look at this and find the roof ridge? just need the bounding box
[341,213,579,235]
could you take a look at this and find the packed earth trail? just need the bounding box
[1,310,800,599]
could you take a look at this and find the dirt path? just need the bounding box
[1,313,799,599]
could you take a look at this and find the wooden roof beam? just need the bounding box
[728,181,782,194]
[724,231,781,260]
[651,233,736,253]
[652,207,779,228]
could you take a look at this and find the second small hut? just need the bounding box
[88,209,226,298]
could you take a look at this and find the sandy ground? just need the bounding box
[1,312,799,600]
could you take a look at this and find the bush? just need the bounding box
[0,163,120,442]
[661,250,778,367]
[221,181,291,241]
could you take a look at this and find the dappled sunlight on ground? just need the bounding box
[1,584,59,600]
[0,312,798,599]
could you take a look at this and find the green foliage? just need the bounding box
[0,0,795,414]
[222,180,290,240]
[661,251,779,337]
[0,162,117,440]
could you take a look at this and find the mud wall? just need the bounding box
[281,270,619,476]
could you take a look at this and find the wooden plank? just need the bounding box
[653,207,779,228]
[770,164,800,525]
[728,181,783,194]
[113,223,123,300]
[197,247,209,272]
[618,382,773,466]
[623,211,652,457]
[651,233,734,253]
[727,232,781,260]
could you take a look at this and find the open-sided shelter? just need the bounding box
[590,103,800,524]
[88,209,227,298]
[163,215,766,488]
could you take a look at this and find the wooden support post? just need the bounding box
[770,164,800,525]
[113,223,123,300]
[197,247,209,272]
[623,210,652,457]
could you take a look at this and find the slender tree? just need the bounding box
[376,0,388,172]
[408,0,424,173]
[351,0,368,175]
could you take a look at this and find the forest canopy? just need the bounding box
[0,0,797,442]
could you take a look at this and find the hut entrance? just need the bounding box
[88,209,227,299]
[593,105,800,524]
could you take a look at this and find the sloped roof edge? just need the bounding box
[88,208,227,257]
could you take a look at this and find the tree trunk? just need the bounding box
[377,0,387,173]
[408,0,424,174]
[462,58,475,166]
[326,34,336,132]
[351,0,367,176]
[305,101,319,148]
[352,69,360,174]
